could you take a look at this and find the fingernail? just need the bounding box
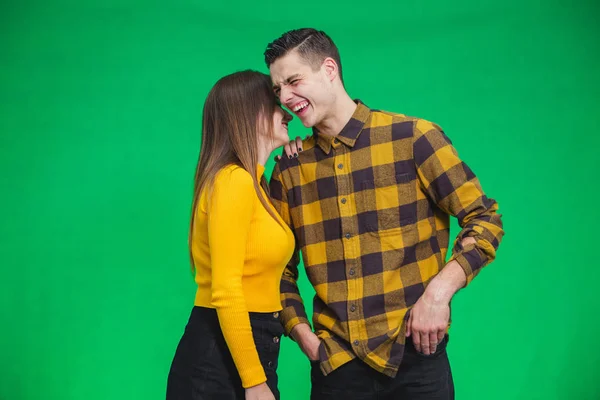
[298,148,303,152]
[293,153,298,158]
[274,156,281,161]
[288,155,293,159]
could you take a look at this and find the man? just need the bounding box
[265,28,504,399]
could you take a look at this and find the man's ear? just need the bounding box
[322,57,339,82]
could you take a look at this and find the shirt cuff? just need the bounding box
[280,307,311,337]
[448,243,487,286]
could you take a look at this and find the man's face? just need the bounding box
[270,50,334,128]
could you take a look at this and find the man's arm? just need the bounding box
[269,162,320,360]
[407,120,504,354]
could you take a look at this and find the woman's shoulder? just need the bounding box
[214,164,254,191]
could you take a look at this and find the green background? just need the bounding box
[1,1,599,399]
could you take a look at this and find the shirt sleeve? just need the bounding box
[207,167,266,387]
[269,162,311,336]
[413,120,505,285]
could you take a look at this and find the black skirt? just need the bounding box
[167,306,284,400]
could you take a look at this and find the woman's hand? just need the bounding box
[275,136,303,161]
[245,382,276,400]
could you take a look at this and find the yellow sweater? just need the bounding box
[191,164,295,388]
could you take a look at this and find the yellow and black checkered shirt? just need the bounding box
[269,101,504,377]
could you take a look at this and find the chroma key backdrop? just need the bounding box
[1,1,599,399]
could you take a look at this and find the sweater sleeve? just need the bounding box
[207,167,266,388]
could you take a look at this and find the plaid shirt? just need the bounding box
[269,101,504,377]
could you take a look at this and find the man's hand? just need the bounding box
[406,291,450,355]
[290,323,321,361]
[406,237,476,355]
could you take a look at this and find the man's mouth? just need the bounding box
[291,100,310,116]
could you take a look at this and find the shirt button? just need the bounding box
[273,336,280,344]
[353,340,359,346]
[341,198,347,204]
[334,138,340,144]
[345,233,351,239]
[349,269,355,276]
[273,312,279,318]
[267,361,274,367]
[337,163,343,169]
[350,305,356,312]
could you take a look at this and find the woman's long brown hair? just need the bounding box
[188,70,283,270]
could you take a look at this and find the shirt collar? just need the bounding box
[315,100,371,154]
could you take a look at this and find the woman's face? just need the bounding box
[269,105,293,148]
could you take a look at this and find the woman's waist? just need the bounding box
[186,305,284,338]
[194,283,283,313]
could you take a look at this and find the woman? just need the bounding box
[167,71,295,400]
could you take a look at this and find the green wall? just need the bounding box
[1,1,599,399]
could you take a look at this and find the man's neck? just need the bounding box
[315,93,357,138]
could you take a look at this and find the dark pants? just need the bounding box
[167,306,284,400]
[311,336,454,400]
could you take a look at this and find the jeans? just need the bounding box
[311,335,454,400]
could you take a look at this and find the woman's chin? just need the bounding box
[275,139,290,149]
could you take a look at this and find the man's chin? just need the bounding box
[300,118,315,128]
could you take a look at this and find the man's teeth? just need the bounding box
[293,102,309,112]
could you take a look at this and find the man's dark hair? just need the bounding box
[264,28,344,84]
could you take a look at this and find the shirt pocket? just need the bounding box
[358,172,417,234]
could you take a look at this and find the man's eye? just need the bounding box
[290,80,299,85]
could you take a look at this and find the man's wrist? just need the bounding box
[290,323,313,343]
[423,281,453,305]
[425,260,465,304]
